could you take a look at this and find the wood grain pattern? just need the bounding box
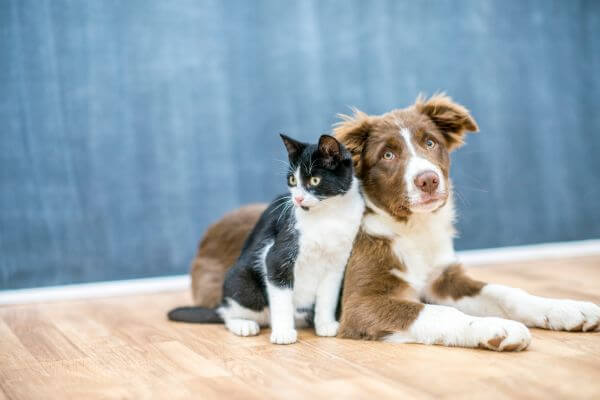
[1,256,599,399]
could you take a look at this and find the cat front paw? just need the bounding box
[537,299,600,332]
[315,321,340,337]
[225,319,260,337]
[270,329,298,345]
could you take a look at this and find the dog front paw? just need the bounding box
[270,329,298,345]
[469,317,531,352]
[537,299,600,332]
[315,321,339,337]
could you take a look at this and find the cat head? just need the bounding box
[280,134,354,211]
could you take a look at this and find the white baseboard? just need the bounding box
[1,239,599,305]
[457,239,600,266]
[0,275,191,306]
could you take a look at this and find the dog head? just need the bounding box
[334,94,478,219]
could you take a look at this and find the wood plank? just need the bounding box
[1,256,599,399]
[153,341,231,378]
[1,306,85,363]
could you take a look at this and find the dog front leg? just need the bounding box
[340,296,530,351]
[426,264,600,332]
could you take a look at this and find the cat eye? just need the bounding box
[309,176,321,186]
[288,175,297,186]
[382,151,395,160]
[426,138,436,149]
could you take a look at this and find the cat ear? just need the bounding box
[414,93,478,151]
[280,134,305,160]
[318,135,342,167]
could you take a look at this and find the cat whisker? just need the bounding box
[272,194,291,202]
[274,159,296,176]
[270,198,292,215]
[271,198,291,208]
[308,154,316,175]
[277,201,294,224]
[270,195,292,207]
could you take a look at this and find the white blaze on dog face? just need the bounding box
[352,113,452,217]
[398,127,447,213]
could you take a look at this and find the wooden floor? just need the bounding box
[1,256,599,400]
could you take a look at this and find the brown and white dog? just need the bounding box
[188,94,600,351]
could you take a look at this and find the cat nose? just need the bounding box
[294,195,304,205]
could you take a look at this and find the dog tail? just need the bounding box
[167,306,223,323]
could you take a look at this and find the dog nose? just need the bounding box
[294,195,304,204]
[414,171,439,194]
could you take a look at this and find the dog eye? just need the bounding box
[426,139,436,149]
[288,175,297,186]
[309,176,321,186]
[382,151,395,160]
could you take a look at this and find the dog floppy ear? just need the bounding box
[415,93,478,151]
[333,108,372,174]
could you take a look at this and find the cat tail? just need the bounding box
[167,306,223,323]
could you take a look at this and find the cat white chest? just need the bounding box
[292,186,364,308]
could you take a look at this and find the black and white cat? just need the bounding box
[168,134,364,344]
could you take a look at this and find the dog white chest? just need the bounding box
[363,198,457,295]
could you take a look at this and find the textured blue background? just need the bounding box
[1,0,599,289]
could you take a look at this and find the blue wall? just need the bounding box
[1,0,599,289]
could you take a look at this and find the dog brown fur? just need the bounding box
[430,264,485,301]
[338,230,423,340]
[191,204,266,307]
